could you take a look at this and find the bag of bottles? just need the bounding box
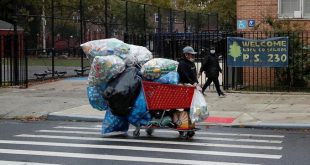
[190,89,209,123]
[87,84,109,111]
[81,38,130,63]
[154,71,179,84]
[141,58,178,80]
[88,55,125,86]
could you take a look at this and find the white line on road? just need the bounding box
[37,130,282,144]
[0,148,263,165]
[15,134,282,150]
[54,126,285,138]
[0,140,282,159]
[0,160,62,165]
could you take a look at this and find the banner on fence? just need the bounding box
[227,37,289,67]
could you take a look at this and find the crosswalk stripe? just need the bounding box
[36,130,283,144]
[188,136,282,143]
[0,140,282,159]
[0,160,62,165]
[15,134,282,150]
[0,148,264,165]
[54,126,285,138]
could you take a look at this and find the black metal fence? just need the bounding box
[126,31,310,92]
[4,0,217,87]
[3,0,310,91]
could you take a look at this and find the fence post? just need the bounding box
[158,7,161,33]
[13,9,19,85]
[79,0,84,72]
[51,0,55,77]
[105,0,108,38]
[169,8,173,33]
[184,10,187,32]
[0,35,2,86]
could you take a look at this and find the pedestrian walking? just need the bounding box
[198,47,226,97]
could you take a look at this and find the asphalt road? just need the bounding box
[0,120,309,165]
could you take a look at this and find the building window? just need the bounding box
[279,0,310,18]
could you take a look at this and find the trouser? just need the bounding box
[202,77,223,96]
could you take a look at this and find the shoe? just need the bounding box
[219,93,226,97]
[201,90,206,96]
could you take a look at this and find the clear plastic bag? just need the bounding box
[88,55,125,86]
[154,71,179,84]
[127,44,153,66]
[190,89,209,123]
[141,58,178,80]
[81,38,153,67]
[81,38,130,63]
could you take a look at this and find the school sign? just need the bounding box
[227,37,289,67]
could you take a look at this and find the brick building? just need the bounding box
[235,0,310,89]
[0,20,24,58]
[237,0,310,31]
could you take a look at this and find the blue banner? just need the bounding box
[227,37,289,67]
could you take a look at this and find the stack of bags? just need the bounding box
[82,38,208,135]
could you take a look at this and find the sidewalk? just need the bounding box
[1,77,310,129]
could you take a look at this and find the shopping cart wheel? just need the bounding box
[179,131,186,137]
[186,131,195,138]
[146,128,154,136]
[133,130,140,137]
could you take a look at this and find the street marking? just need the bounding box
[54,126,285,138]
[142,129,285,138]
[16,134,282,150]
[191,136,282,143]
[37,130,282,143]
[0,140,281,159]
[37,130,98,135]
[0,160,62,165]
[0,148,266,165]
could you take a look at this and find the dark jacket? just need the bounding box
[177,58,198,85]
[199,54,222,78]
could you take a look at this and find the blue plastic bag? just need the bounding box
[102,109,129,134]
[87,84,109,111]
[127,89,152,126]
[155,71,179,84]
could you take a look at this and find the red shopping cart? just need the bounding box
[132,81,199,138]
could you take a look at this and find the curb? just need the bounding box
[46,114,310,129]
[230,123,310,129]
[47,114,103,122]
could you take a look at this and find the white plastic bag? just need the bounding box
[127,44,153,66]
[88,55,125,86]
[190,89,209,123]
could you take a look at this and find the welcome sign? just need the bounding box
[227,37,289,67]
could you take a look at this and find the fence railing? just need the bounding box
[125,31,310,92]
[4,0,218,88]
